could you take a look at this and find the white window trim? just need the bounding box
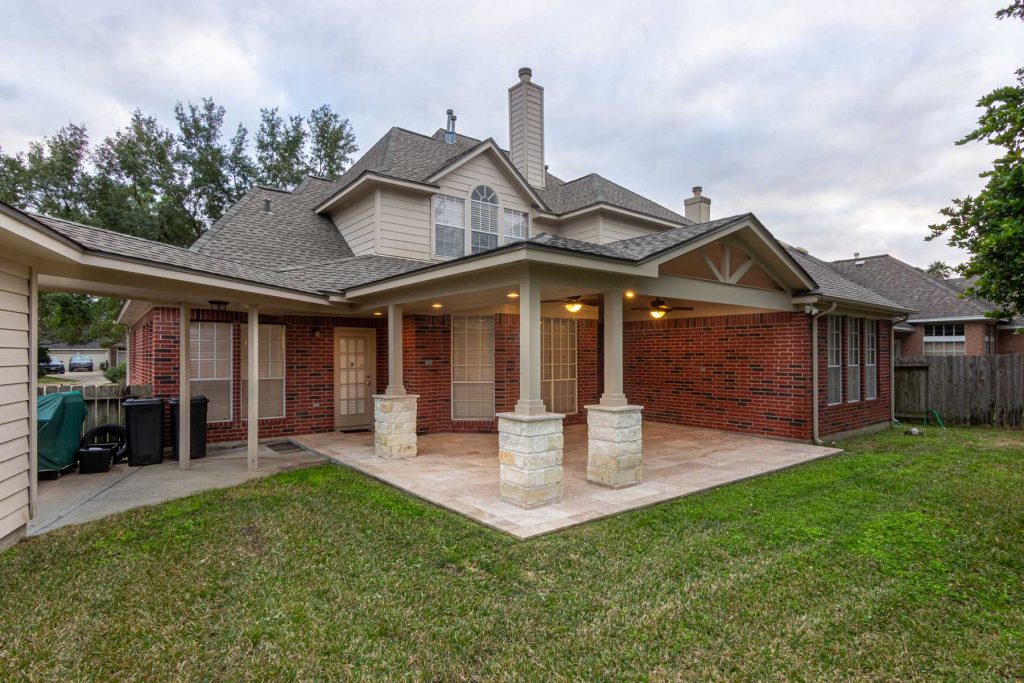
[432,194,466,260]
[541,317,577,415]
[865,320,877,401]
[189,321,232,423]
[451,315,496,421]
[431,189,531,261]
[241,323,287,420]
[847,317,861,403]
[827,315,842,405]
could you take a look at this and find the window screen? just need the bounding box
[189,322,232,422]
[923,323,966,356]
[241,324,286,419]
[470,186,499,254]
[541,318,577,415]
[865,320,877,400]
[847,317,861,402]
[433,194,465,258]
[451,316,495,420]
[827,315,842,405]
[504,208,530,242]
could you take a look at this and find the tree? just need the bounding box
[928,3,1024,317]
[926,261,952,279]
[255,107,308,188]
[39,293,124,347]
[307,104,357,179]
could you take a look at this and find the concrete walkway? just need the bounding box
[28,444,325,536]
[293,422,843,539]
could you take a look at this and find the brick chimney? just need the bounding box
[684,186,711,223]
[508,67,545,188]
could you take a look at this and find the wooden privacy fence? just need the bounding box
[894,355,1024,428]
[36,384,154,438]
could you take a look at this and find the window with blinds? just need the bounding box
[847,317,861,402]
[470,185,499,254]
[451,315,495,420]
[189,322,232,422]
[541,318,577,414]
[241,324,286,419]
[433,194,465,258]
[865,320,877,400]
[827,315,842,405]
[504,208,530,242]
[924,323,966,356]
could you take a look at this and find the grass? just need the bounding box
[1,427,1022,681]
[38,375,80,385]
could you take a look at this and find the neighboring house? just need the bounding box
[0,68,909,546]
[40,341,109,370]
[830,254,1022,358]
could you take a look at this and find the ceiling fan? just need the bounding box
[632,297,693,319]
[541,295,601,313]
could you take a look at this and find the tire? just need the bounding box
[81,423,129,463]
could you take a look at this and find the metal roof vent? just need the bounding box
[444,109,457,144]
[263,198,272,213]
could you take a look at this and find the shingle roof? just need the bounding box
[535,173,691,225]
[830,254,991,318]
[786,249,907,311]
[29,213,323,294]
[190,177,353,270]
[277,254,433,291]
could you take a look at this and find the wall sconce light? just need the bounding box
[208,300,229,311]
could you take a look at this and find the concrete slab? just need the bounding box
[28,444,326,536]
[292,422,842,540]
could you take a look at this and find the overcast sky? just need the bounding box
[2,0,1021,266]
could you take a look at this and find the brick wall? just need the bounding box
[965,321,992,356]
[128,312,153,385]
[136,307,386,445]
[817,317,891,438]
[900,327,923,357]
[623,312,814,440]
[998,328,1024,354]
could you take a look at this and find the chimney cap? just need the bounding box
[692,186,703,197]
[518,67,532,82]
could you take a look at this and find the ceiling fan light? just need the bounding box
[649,308,666,319]
[564,301,583,313]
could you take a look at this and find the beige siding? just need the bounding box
[558,215,601,243]
[378,188,432,260]
[600,214,664,243]
[331,191,377,256]
[436,153,533,216]
[508,78,545,188]
[0,256,31,548]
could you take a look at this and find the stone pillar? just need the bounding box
[374,303,418,458]
[586,289,643,488]
[497,411,564,508]
[585,404,643,488]
[373,394,418,459]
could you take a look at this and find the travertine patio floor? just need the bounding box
[291,422,842,539]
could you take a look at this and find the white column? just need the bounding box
[386,303,405,396]
[247,305,259,472]
[586,290,643,488]
[516,275,545,415]
[497,273,563,508]
[178,303,191,470]
[374,303,417,459]
[600,290,627,407]
[28,266,38,517]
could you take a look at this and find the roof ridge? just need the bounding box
[831,253,890,263]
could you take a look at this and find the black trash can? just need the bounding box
[169,395,209,461]
[124,397,165,466]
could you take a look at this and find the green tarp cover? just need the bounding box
[37,392,88,472]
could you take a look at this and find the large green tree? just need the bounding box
[928,2,1024,317]
[0,99,358,345]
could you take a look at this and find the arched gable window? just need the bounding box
[470,185,499,254]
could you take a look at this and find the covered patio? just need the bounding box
[293,422,841,539]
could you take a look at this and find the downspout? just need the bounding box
[810,301,837,445]
[890,313,910,423]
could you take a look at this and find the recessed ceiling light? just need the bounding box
[624,291,635,299]
[431,303,443,309]
[373,311,383,316]
[507,292,519,298]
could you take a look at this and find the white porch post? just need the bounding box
[586,290,643,488]
[247,304,259,472]
[496,273,564,509]
[374,303,418,459]
[178,303,191,471]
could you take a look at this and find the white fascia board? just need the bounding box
[314,173,438,214]
[907,315,994,323]
[553,203,686,231]
[997,322,1023,330]
[426,141,547,209]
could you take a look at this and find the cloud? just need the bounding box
[1,0,1021,268]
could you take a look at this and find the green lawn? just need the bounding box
[37,375,79,385]
[1,427,1022,681]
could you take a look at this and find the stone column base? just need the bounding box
[373,394,418,459]
[585,404,643,488]
[496,411,564,509]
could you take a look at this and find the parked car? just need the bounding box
[68,354,94,372]
[39,358,65,375]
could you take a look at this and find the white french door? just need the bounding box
[334,329,375,429]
